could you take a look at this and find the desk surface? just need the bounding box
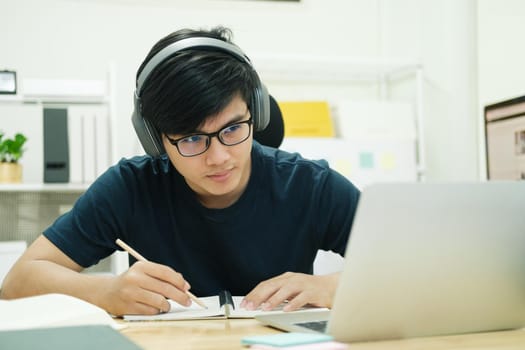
[119,319,525,350]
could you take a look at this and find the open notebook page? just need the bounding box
[123,295,328,321]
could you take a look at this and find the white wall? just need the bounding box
[0,0,382,160]
[1,0,522,181]
[381,0,479,181]
[477,0,525,106]
[477,0,525,178]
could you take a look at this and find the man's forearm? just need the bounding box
[0,260,111,309]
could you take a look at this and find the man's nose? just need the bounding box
[205,136,230,165]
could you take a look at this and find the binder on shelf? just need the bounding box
[278,101,334,137]
[82,112,96,184]
[68,105,111,185]
[67,107,83,184]
[43,108,69,183]
[94,106,110,177]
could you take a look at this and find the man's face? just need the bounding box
[163,94,253,208]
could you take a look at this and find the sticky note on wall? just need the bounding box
[278,101,334,137]
[380,153,396,170]
[359,152,375,169]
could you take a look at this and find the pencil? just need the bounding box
[115,238,207,309]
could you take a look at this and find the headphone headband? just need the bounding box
[137,37,252,94]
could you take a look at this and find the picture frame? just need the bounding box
[0,70,17,94]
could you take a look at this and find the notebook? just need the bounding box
[123,290,326,321]
[0,293,119,331]
[256,182,525,342]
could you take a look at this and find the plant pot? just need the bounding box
[0,162,22,183]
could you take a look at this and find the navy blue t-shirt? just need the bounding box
[44,142,360,297]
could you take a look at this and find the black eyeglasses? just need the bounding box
[165,118,253,157]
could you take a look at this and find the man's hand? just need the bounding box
[0,235,193,317]
[240,272,340,312]
[99,260,192,316]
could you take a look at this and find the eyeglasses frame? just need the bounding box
[164,117,254,157]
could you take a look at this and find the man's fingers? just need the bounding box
[282,292,312,312]
[242,279,283,310]
[136,261,189,291]
[242,272,299,310]
[137,273,190,306]
[128,261,191,306]
[242,272,338,312]
[118,287,171,315]
[257,283,297,311]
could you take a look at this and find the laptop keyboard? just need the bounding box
[294,320,328,333]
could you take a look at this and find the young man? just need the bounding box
[1,27,360,316]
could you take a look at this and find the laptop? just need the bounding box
[256,182,525,342]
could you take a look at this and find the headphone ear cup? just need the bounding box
[131,94,165,157]
[252,83,270,132]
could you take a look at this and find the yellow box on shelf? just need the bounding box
[278,101,334,137]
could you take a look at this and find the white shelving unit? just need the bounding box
[0,74,118,274]
[0,70,116,191]
[253,54,426,181]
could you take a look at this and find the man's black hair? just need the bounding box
[136,27,258,136]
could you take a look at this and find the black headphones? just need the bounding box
[131,37,270,157]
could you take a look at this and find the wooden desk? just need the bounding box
[120,318,278,349]
[120,319,525,350]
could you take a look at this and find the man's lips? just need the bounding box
[207,168,233,181]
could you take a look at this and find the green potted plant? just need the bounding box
[0,131,27,183]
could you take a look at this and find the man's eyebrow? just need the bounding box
[195,111,249,133]
[224,113,248,125]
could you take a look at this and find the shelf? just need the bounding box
[0,95,108,105]
[251,54,421,82]
[0,78,110,105]
[0,183,89,193]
